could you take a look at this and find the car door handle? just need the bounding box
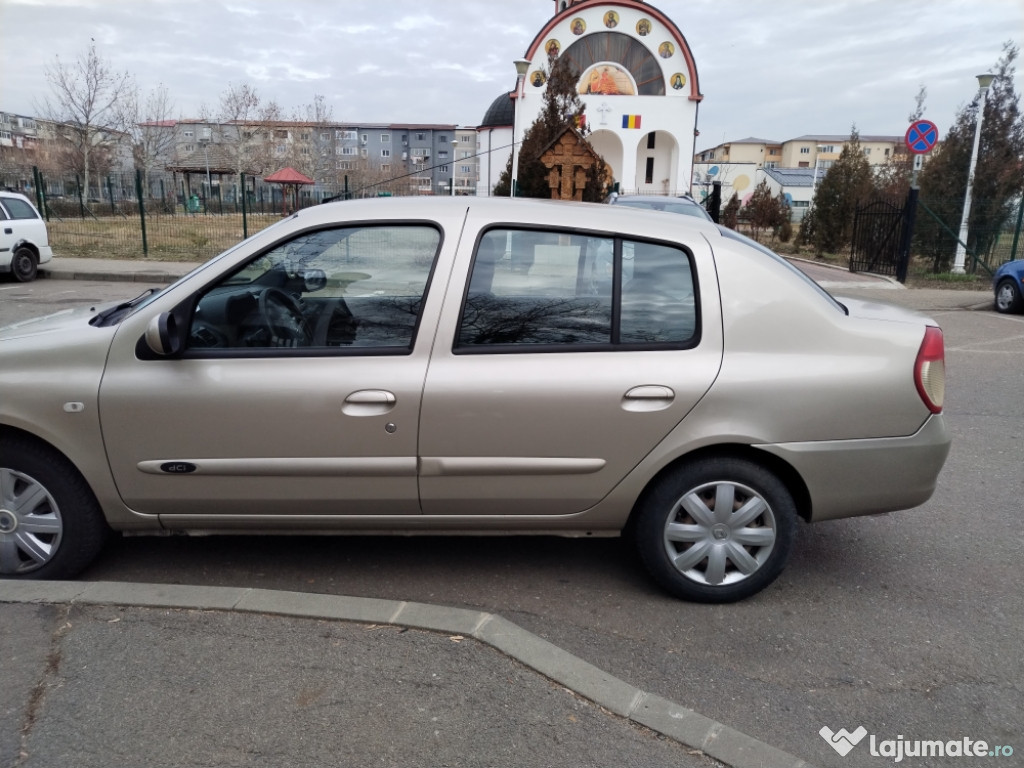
[342,389,397,416]
[623,385,675,412]
[3,228,11,235]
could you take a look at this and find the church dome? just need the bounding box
[479,90,515,128]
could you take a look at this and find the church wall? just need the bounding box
[516,1,701,195]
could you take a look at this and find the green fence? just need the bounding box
[915,195,1023,275]
[31,168,397,262]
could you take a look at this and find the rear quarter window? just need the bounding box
[0,197,40,220]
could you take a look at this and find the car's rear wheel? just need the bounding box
[0,438,109,579]
[994,278,1023,314]
[634,457,796,603]
[11,246,38,283]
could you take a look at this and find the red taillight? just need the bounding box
[914,326,945,414]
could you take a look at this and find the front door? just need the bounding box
[99,222,446,520]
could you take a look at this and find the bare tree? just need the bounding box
[205,82,282,177]
[289,94,335,182]
[119,82,177,197]
[40,43,133,199]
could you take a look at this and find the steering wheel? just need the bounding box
[257,288,312,347]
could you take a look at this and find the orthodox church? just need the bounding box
[477,0,702,196]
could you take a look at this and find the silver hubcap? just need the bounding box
[0,468,63,574]
[662,480,776,587]
[997,283,1015,310]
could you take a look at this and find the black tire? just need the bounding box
[11,246,38,283]
[994,278,1024,314]
[0,437,110,579]
[634,457,797,603]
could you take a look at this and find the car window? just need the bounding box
[456,228,697,351]
[0,197,39,220]
[187,224,441,354]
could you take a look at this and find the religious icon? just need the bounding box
[636,19,651,36]
[546,39,560,58]
[604,10,619,28]
[671,72,686,89]
[578,64,636,96]
[659,41,675,58]
[532,70,547,87]
[571,17,586,35]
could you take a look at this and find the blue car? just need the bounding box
[993,259,1024,314]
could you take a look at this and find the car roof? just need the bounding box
[293,196,721,238]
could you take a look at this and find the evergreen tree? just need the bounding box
[721,192,741,230]
[917,42,1024,272]
[494,54,609,200]
[745,179,784,243]
[802,127,875,257]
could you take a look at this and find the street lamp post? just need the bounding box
[451,138,459,196]
[199,138,212,201]
[952,73,996,274]
[510,58,531,198]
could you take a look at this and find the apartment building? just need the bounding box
[692,133,908,217]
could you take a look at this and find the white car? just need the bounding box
[0,190,53,282]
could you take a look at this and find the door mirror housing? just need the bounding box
[145,312,184,357]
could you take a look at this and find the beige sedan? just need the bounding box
[0,197,950,602]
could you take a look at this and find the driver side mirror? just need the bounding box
[145,312,185,357]
[298,268,328,293]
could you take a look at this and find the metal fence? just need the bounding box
[30,168,431,262]
[914,195,1023,275]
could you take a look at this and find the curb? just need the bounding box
[40,267,184,285]
[0,580,813,768]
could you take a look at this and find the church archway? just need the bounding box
[588,129,624,185]
[633,130,679,194]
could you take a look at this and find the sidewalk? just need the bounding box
[0,581,810,768]
[41,256,196,284]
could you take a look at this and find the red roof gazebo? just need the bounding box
[263,167,314,215]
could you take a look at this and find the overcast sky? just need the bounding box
[1,0,1021,152]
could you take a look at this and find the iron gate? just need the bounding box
[850,199,909,281]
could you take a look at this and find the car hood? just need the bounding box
[0,303,106,340]
[0,303,119,376]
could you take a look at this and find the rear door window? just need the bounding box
[456,228,697,352]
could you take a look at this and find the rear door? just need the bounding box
[418,215,723,517]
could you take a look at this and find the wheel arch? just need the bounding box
[626,443,813,533]
[13,238,41,257]
[0,425,98,501]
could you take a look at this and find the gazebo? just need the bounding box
[263,167,315,215]
[165,143,252,210]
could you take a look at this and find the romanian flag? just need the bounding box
[622,115,642,129]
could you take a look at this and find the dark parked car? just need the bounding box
[608,193,713,221]
[993,259,1024,314]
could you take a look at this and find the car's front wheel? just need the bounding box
[0,438,109,579]
[994,278,1023,314]
[11,246,39,282]
[634,457,797,603]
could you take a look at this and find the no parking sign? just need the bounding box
[905,120,939,154]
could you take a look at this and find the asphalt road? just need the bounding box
[2,278,1022,767]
